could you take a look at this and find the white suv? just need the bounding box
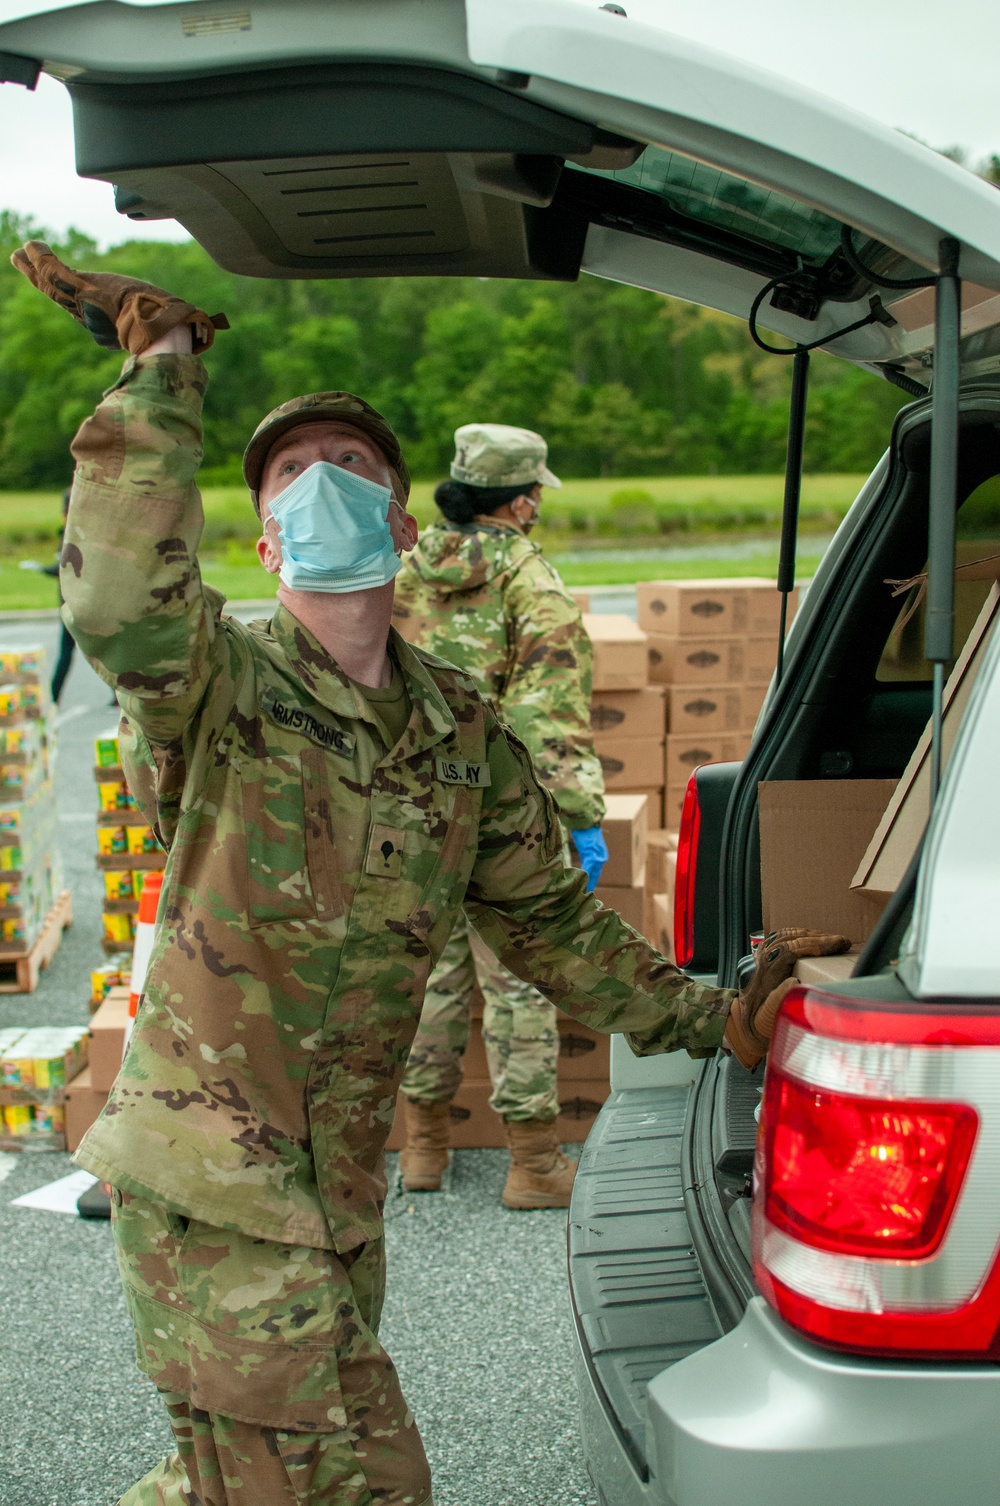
[3,3,1000,1503]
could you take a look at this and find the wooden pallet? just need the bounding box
[0,889,73,993]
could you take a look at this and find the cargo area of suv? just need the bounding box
[3,2,1000,1504]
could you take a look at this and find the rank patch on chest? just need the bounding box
[434,757,491,788]
[365,824,405,879]
[261,688,355,757]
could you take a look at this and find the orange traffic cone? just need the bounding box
[125,870,163,1051]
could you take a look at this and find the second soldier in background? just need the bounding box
[393,423,608,1208]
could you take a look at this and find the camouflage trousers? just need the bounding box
[111,1190,432,1506]
[401,909,558,1123]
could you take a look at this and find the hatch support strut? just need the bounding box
[775,348,809,685]
[925,237,961,802]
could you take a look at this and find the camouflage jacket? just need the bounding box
[63,354,732,1252]
[392,521,604,830]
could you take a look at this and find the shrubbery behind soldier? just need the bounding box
[393,423,608,1208]
[12,240,848,1506]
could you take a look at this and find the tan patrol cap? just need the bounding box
[243,391,410,513]
[450,423,561,490]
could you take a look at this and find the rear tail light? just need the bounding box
[752,987,1000,1360]
[673,775,700,968]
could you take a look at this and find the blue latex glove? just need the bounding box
[570,826,609,892]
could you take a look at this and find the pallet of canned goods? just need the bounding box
[93,729,165,954]
[0,1025,89,1150]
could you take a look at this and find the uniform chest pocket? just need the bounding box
[242,755,316,926]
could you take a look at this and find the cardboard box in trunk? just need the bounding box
[583,614,648,691]
[637,578,795,637]
[600,792,649,887]
[794,949,862,987]
[595,878,645,932]
[759,780,896,944]
[852,584,1000,903]
[647,634,778,686]
[591,686,666,739]
[665,684,743,735]
[595,735,665,789]
[665,732,751,790]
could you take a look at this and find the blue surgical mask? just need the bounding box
[268,461,402,594]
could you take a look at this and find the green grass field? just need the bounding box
[0,473,864,608]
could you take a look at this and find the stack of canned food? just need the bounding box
[94,731,165,952]
[0,648,62,955]
[0,1025,89,1148]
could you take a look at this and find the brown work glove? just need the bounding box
[724,927,852,1070]
[11,240,229,355]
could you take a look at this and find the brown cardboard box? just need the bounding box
[742,681,768,728]
[616,786,664,828]
[557,1021,611,1081]
[794,949,862,987]
[583,614,648,690]
[663,787,685,832]
[646,830,678,893]
[595,878,645,931]
[649,891,674,961]
[647,634,777,686]
[64,1066,108,1154]
[88,987,131,1092]
[665,732,751,790]
[591,685,666,738]
[759,780,896,943]
[852,584,1000,903]
[637,577,794,637]
[665,684,742,734]
[386,1077,609,1148]
[595,735,665,789]
[600,793,649,887]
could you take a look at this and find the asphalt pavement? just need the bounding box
[0,618,597,1506]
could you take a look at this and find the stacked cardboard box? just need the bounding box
[65,984,132,1151]
[644,829,679,961]
[0,1025,89,1149]
[585,613,666,827]
[0,647,68,986]
[94,730,166,954]
[637,579,796,831]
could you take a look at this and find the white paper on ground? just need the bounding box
[10,1169,97,1214]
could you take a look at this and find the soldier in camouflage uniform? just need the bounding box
[393,424,607,1209]
[14,243,845,1506]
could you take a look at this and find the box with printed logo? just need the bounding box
[590,686,665,739]
[665,684,743,735]
[648,635,778,686]
[637,578,795,638]
[665,732,751,791]
[594,736,664,790]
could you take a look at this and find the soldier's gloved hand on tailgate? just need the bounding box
[724,927,852,1070]
[570,826,609,892]
[10,240,229,355]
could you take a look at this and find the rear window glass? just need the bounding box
[579,146,844,263]
[877,477,1000,681]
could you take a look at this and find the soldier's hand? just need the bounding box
[11,241,229,356]
[724,927,851,1070]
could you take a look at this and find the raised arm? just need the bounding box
[11,243,234,746]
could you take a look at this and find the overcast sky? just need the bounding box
[0,0,996,247]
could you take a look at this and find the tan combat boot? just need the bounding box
[502,1119,577,1210]
[399,1100,451,1192]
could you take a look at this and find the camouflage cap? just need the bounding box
[450,423,561,490]
[243,391,410,513]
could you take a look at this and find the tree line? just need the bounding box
[0,210,908,489]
